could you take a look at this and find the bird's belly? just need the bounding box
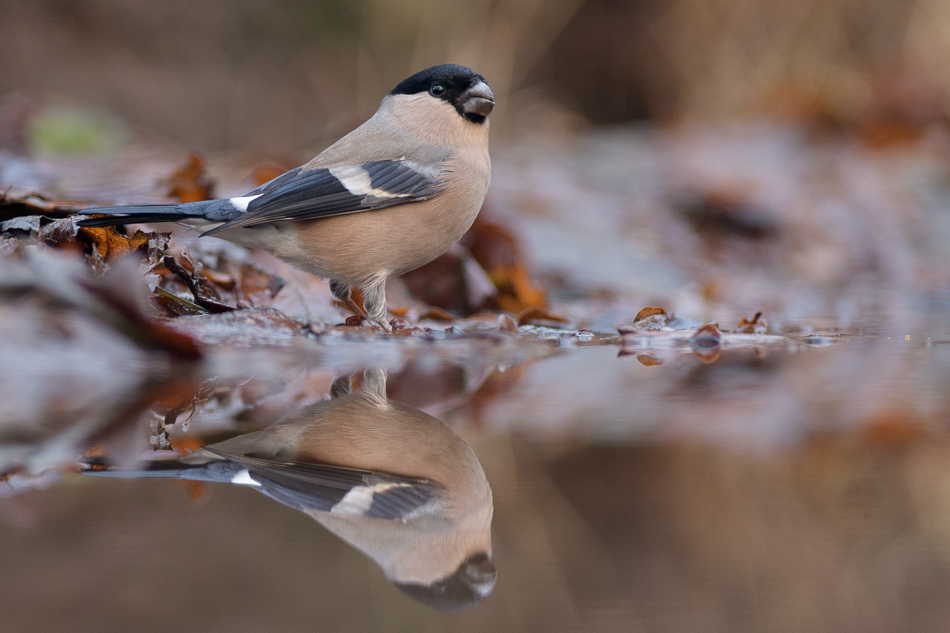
[280,187,484,286]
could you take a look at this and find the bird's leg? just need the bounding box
[329,374,352,399]
[361,276,392,333]
[330,280,368,322]
[361,367,389,408]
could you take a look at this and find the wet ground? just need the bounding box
[2,122,950,632]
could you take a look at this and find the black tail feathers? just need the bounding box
[79,455,206,479]
[75,198,240,228]
[79,452,240,482]
[76,205,186,228]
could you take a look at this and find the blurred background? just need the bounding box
[3,0,950,150]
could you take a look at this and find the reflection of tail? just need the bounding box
[80,450,444,519]
[80,452,243,483]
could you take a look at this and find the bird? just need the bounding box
[82,367,497,611]
[77,64,495,331]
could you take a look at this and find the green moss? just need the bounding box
[29,106,127,155]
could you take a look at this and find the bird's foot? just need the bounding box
[343,296,369,321]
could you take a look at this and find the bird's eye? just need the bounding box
[430,84,446,96]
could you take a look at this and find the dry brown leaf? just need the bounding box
[251,160,294,187]
[165,151,215,202]
[680,190,779,240]
[163,255,234,313]
[465,216,546,312]
[496,313,518,333]
[238,263,285,307]
[736,311,768,334]
[690,323,722,363]
[619,306,669,333]
[419,307,457,322]
[389,318,414,335]
[634,306,668,322]
[516,307,569,327]
[78,224,152,262]
[399,247,496,316]
[203,268,235,290]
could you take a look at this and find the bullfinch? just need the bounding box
[78,64,494,331]
[82,367,497,611]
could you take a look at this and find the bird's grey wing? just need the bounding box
[202,159,449,235]
[206,448,445,520]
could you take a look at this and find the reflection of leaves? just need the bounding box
[690,323,722,364]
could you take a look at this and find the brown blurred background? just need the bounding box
[3,0,950,151]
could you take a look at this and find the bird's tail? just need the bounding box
[76,199,238,228]
[80,452,242,483]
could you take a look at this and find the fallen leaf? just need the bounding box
[496,313,518,333]
[399,247,496,315]
[250,160,294,187]
[690,323,722,363]
[79,224,150,263]
[619,306,670,332]
[419,307,457,322]
[238,262,285,307]
[736,311,768,334]
[148,417,172,451]
[463,216,546,312]
[680,190,779,240]
[165,151,215,202]
[389,318,414,334]
[516,307,569,327]
[163,254,234,313]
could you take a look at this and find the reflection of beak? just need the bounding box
[462,81,495,118]
[464,554,498,597]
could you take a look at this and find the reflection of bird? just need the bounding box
[77,64,494,331]
[83,368,496,611]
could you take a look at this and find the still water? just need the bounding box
[2,312,949,633]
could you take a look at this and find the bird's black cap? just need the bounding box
[389,64,493,123]
[395,552,497,611]
[389,64,484,97]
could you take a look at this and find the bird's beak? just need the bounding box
[464,555,497,597]
[461,81,495,118]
